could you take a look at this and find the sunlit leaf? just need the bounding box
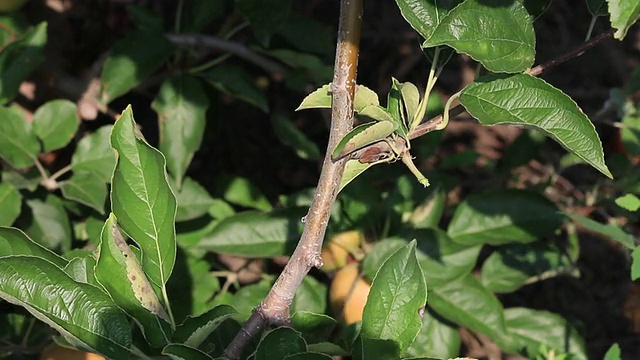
[32,100,79,152]
[0,106,39,169]
[460,74,611,178]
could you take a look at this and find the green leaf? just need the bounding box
[169,176,215,222]
[63,255,98,285]
[61,171,107,214]
[94,214,172,347]
[254,327,307,360]
[423,0,535,73]
[408,187,446,229]
[71,125,116,183]
[18,193,72,252]
[292,275,327,315]
[481,243,573,293]
[447,189,565,246]
[0,227,67,268]
[152,74,210,186]
[361,240,427,355]
[604,343,621,360]
[394,0,463,41]
[567,213,635,249]
[198,208,305,257]
[0,22,46,104]
[0,182,21,226]
[296,84,380,113]
[0,256,131,359]
[172,305,236,348]
[339,159,379,193]
[363,231,481,287]
[405,310,461,359]
[271,114,320,161]
[460,74,611,178]
[2,166,41,191]
[203,65,268,112]
[237,0,292,46]
[504,308,586,360]
[607,0,640,39]
[0,106,39,168]
[230,279,272,321]
[219,175,272,211]
[615,193,640,211]
[632,247,640,280]
[428,274,510,349]
[110,105,177,293]
[290,312,337,344]
[100,29,175,104]
[32,100,79,152]
[162,343,214,360]
[332,120,396,160]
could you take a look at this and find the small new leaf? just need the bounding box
[332,121,397,160]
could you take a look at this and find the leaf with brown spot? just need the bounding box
[95,213,173,347]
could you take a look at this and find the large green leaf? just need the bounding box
[481,243,573,293]
[110,105,177,293]
[504,308,586,360]
[394,0,463,41]
[152,75,209,187]
[0,256,131,359]
[428,274,511,349]
[423,0,535,73]
[447,189,565,246]
[71,125,116,183]
[95,214,172,347]
[61,171,107,214]
[32,100,79,152]
[361,240,427,355]
[607,0,640,39]
[0,22,46,104]
[0,106,39,168]
[363,230,481,287]
[460,74,611,178]
[405,311,460,359]
[64,255,98,286]
[0,182,21,226]
[0,227,67,268]
[172,305,236,348]
[100,29,174,104]
[198,208,305,257]
[254,327,307,360]
[19,193,72,252]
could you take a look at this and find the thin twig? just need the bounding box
[223,0,363,358]
[406,28,615,141]
[165,34,290,77]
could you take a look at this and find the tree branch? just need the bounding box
[223,0,363,358]
[405,28,615,141]
[165,34,290,77]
